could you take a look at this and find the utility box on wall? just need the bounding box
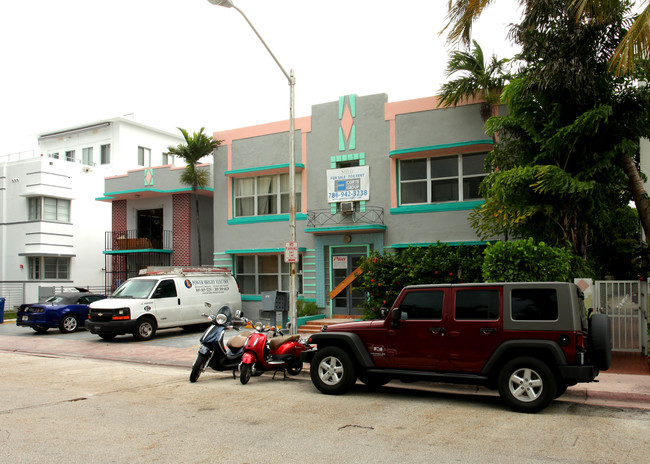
[261,290,289,328]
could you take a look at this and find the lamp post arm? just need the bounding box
[230,4,293,85]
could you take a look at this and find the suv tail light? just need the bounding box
[575,331,586,364]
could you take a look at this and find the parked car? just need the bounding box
[17,291,107,334]
[301,282,612,413]
[86,267,242,341]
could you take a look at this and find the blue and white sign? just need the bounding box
[326,166,370,202]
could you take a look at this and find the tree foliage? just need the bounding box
[437,40,510,120]
[470,0,650,277]
[167,127,220,265]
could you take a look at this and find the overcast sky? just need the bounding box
[0,0,522,155]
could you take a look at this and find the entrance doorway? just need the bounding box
[137,209,163,249]
[331,246,367,316]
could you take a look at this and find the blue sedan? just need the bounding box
[16,292,106,333]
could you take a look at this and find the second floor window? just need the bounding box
[399,152,487,205]
[234,173,302,217]
[101,144,111,164]
[65,150,75,162]
[162,152,174,165]
[28,197,70,222]
[138,146,151,166]
[82,147,93,166]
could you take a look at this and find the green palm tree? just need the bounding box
[167,127,220,266]
[442,0,649,76]
[437,39,509,121]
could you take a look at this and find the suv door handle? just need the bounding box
[429,327,445,335]
[480,328,497,335]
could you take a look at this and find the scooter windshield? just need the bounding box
[217,305,233,324]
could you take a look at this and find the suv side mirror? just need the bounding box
[391,307,400,328]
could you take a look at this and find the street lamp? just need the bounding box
[207,0,298,335]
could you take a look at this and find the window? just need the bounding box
[234,173,302,217]
[65,150,75,162]
[399,152,487,205]
[455,289,500,320]
[235,254,302,294]
[398,290,444,320]
[28,257,40,280]
[162,152,173,165]
[28,257,70,280]
[28,197,70,222]
[101,144,111,164]
[511,289,559,321]
[138,146,151,166]
[153,280,177,298]
[49,152,59,159]
[82,147,93,166]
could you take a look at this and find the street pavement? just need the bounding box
[1,320,648,410]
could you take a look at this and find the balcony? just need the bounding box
[305,205,386,234]
[104,230,173,252]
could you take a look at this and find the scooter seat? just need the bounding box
[268,334,299,351]
[227,330,252,350]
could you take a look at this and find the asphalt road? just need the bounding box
[1,322,649,464]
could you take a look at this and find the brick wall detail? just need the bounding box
[173,194,192,266]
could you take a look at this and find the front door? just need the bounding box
[331,249,366,316]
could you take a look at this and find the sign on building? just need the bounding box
[326,166,369,202]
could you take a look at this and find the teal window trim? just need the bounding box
[224,163,305,177]
[225,247,308,255]
[97,186,213,202]
[305,224,387,234]
[389,139,493,158]
[228,213,307,225]
[390,241,492,249]
[390,200,484,214]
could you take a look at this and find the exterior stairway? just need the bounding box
[298,315,360,335]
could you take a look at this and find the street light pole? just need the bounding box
[207,0,298,335]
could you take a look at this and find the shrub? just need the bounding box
[355,243,484,319]
[297,299,321,317]
[482,238,573,282]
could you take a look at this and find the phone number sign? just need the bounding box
[326,166,370,202]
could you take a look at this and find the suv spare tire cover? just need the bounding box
[588,313,612,371]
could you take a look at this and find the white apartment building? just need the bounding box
[0,117,183,307]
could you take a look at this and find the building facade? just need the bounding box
[0,118,183,306]
[212,93,495,318]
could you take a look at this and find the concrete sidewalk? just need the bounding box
[0,332,648,410]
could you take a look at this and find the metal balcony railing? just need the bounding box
[307,205,384,228]
[105,230,172,251]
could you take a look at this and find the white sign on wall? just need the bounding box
[326,166,369,203]
[332,256,348,269]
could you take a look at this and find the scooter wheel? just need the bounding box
[190,352,209,383]
[240,363,253,385]
[287,361,303,376]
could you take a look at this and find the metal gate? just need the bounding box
[594,280,648,354]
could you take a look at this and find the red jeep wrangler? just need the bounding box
[301,282,611,413]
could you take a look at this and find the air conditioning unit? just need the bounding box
[81,166,92,173]
[340,202,354,214]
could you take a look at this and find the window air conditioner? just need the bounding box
[340,202,354,214]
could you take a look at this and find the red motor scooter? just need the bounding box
[239,323,311,384]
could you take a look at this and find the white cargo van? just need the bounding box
[85,267,241,341]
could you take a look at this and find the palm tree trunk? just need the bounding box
[621,153,650,243]
[194,191,202,266]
